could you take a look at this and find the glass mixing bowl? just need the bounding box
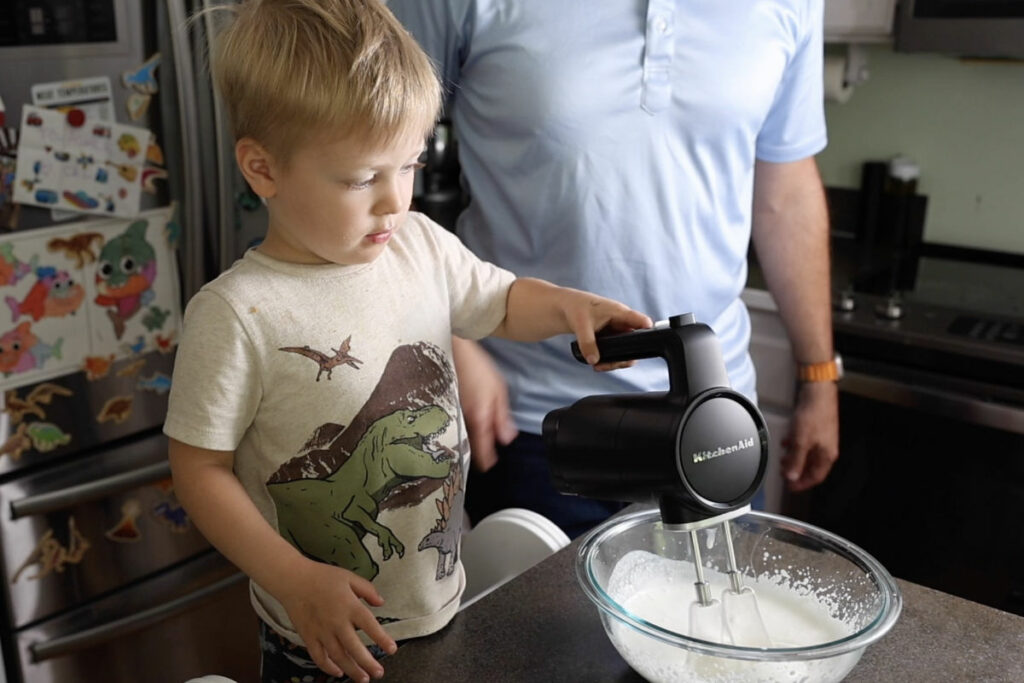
[578,507,902,683]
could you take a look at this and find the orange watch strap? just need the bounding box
[797,359,840,382]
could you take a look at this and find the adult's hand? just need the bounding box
[451,337,518,472]
[780,381,839,492]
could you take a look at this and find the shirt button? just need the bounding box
[654,17,669,34]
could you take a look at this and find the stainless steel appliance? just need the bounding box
[799,246,1024,617]
[896,0,1024,58]
[0,2,264,681]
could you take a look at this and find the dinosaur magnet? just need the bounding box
[116,358,146,378]
[5,382,73,424]
[25,422,71,452]
[47,232,104,268]
[278,335,363,381]
[82,354,115,381]
[0,423,31,461]
[97,395,133,424]
[125,93,151,121]
[137,372,171,394]
[152,499,190,533]
[12,516,91,582]
[105,499,143,543]
[122,53,160,95]
[146,142,164,166]
[141,167,167,194]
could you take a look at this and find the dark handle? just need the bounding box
[30,572,246,662]
[10,461,171,519]
[568,314,727,396]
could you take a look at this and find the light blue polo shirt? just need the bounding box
[391,0,827,433]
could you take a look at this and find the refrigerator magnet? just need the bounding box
[122,54,161,96]
[152,500,190,533]
[12,516,91,583]
[0,423,30,461]
[4,382,73,423]
[25,422,71,452]
[96,395,133,424]
[105,499,143,543]
[82,354,115,381]
[46,231,104,269]
[137,372,171,395]
[115,358,146,378]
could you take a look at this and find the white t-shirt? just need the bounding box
[164,212,515,644]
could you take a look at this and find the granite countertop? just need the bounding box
[380,528,1024,682]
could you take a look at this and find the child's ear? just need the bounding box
[236,138,277,199]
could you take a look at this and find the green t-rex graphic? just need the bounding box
[268,405,452,580]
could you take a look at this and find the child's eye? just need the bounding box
[401,162,426,175]
[346,176,376,190]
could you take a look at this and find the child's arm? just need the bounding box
[168,438,396,682]
[491,277,653,366]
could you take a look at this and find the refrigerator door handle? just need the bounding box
[29,572,246,662]
[10,461,171,519]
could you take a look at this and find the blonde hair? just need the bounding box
[205,0,440,163]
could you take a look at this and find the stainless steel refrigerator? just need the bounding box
[0,2,266,681]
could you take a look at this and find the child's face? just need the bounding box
[258,130,425,265]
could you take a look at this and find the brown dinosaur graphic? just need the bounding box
[279,335,364,381]
[47,232,104,269]
[418,455,465,580]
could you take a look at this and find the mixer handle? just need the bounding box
[569,313,731,397]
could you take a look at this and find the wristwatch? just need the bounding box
[797,353,843,382]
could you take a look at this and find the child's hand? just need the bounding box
[278,559,397,682]
[560,290,652,370]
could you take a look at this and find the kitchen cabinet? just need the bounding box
[825,0,897,43]
[743,288,796,514]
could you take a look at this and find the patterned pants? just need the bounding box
[259,621,390,683]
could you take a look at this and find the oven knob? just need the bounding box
[875,295,904,321]
[833,289,857,312]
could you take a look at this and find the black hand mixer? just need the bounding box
[543,313,774,645]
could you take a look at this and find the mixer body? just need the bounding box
[542,314,770,528]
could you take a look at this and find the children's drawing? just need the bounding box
[4,382,73,423]
[120,335,146,356]
[94,220,157,340]
[13,106,151,218]
[47,232,104,268]
[105,500,143,543]
[141,306,170,331]
[0,322,63,376]
[0,244,35,287]
[97,395,133,424]
[155,331,176,353]
[0,207,180,392]
[137,372,171,395]
[5,267,85,322]
[25,422,71,452]
[12,516,91,582]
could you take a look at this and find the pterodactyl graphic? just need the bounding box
[278,335,364,381]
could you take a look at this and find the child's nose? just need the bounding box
[374,177,404,215]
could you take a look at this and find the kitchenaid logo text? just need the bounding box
[691,437,755,464]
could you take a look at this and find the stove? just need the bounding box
[795,245,1024,617]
